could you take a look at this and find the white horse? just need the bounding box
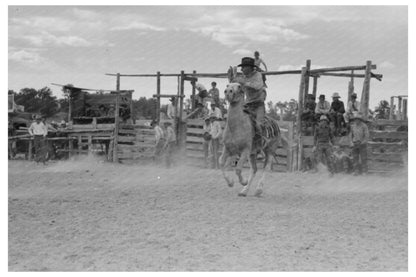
[220,83,281,197]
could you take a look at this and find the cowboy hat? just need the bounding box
[319,94,325,99]
[319,115,329,121]
[237,57,258,68]
[332,92,341,98]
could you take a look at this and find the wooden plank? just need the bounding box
[186,143,205,151]
[186,136,204,143]
[372,119,408,126]
[370,131,408,140]
[301,136,314,146]
[118,129,137,135]
[309,64,376,74]
[367,153,405,163]
[187,128,205,135]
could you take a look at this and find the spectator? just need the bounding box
[349,112,369,175]
[344,92,361,124]
[202,116,212,168]
[313,115,335,176]
[151,120,165,162]
[254,51,268,86]
[209,82,220,107]
[28,115,48,164]
[301,94,316,131]
[314,94,331,121]
[191,79,208,107]
[209,103,222,119]
[329,92,346,136]
[163,121,176,168]
[210,115,223,169]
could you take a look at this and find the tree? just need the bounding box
[14,87,59,118]
[374,100,390,119]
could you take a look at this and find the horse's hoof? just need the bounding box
[227,180,234,187]
[238,192,247,197]
[254,189,263,197]
[240,180,248,186]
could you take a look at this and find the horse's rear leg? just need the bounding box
[255,149,275,197]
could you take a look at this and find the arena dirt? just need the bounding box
[8,158,408,271]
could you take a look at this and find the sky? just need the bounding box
[8,5,408,108]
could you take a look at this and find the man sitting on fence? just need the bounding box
[344,92,361,125]
[329,92,346,136]
[301,94,317,134]
[314,94,331,122]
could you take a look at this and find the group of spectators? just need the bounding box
[309,110,369,176]
[302,92,361,136]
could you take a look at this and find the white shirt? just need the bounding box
[209,107,222,119]
[154,125,164,142]
[210,121,223,139]
[167,103,178,119]
[194,83,207,92]
[28,121,48,136]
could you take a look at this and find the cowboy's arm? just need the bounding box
[43,123,48,137]
[28,123,34,136]
[244,73,264,90]
[261,60,268,71]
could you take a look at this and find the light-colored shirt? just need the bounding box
[349,122,369,144]
[209,87,219,99]
[315,100,331,114]
[210,121,223,140]
[167,103,178,119]
[194,83,207,92]
[165,126,176,143]
[154,125,164,142]
[233,71,266,103]
[28,121,48,136]
[254,57,267,71]
[347,100,361,114]
[209,107,222,119]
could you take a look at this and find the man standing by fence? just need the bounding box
[163,121,176,168]
[209,115,223,169]
[349,112,369,175]
[28,115,48,164]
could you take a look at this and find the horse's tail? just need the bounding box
[263,115,280,139]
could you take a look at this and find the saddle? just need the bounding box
[243,104,280,149]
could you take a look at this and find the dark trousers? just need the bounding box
[34,135,46,163]
[352,143,368,174]
[203,139,211,167]
[211,138,220,169]
[316,143,334,173]
[329,112,345,133]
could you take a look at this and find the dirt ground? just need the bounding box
[8,157,408,271]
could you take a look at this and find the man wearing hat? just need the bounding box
[301,94,317,130]
[28,115,48,164]
[209,115,223,169]
[329,92,346,136]
[190,78,208,107]
[167,97,178,120]
[163,121,176,168]
[209,103,222,120]
[344,92,361,124]
[228,57,267,143]
[313,114,335,175]
[349,112,369,175]
[151,120,165,162]
[202,116,212,168]
[314,94,331,122]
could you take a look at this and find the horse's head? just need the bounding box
[224,83,244,104]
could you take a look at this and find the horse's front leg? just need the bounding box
[220,148,234,187]
[237,149,255,197]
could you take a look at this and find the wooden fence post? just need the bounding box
[113,76,120,163]
[312,76,318,98]
[390,96,395,120]
[360,61,372,120]
[398,96,403,120]
[403,98,408,120]
[304,60,311,101]
[348,70,354,103]
[192,70,197,110]
[156,71,161,122]
[179,71,185,147]
[296,67,307,171]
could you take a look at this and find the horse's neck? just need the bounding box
[226,102,251,134]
